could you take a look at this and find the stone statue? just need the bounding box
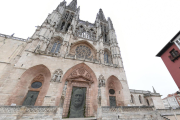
[55,74,61,82]
[51,69,63,82]
[69,88,85,118]
[23,94,34,105]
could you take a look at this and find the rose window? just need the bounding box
[76,45,91,58]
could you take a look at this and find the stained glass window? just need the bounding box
[51,42,61,53]
[31,82,42,89]
[76,45,91,58]
[104,52,108,63]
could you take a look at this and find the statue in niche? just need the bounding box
[51,69,63,82]
[98,75,105,87]
[69,88,86,118]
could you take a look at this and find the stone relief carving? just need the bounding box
[98,75,105,87]
[51,69,63,82]
[68,67,93,81]
[69,87,86,118]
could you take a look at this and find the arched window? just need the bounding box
[51,42,61,53]
[104,52,108,63]
[131,95,134,104]
[69,14,74,21]
[66,23,71,32]
[104,49,112,64]
[139,95,142,104]
[104,34,107,42]
[60,22,65,30]
[65,12,69,20]
[146,99,150,106]
[76,45,91,58]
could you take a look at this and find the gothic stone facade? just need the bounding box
[0,0,169,119]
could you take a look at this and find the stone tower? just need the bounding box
[0,0,132,118]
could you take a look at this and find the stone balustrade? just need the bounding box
[157,108,180,116]
[102,106,154,113]
[0,33,27,42]
[0,106,58,114]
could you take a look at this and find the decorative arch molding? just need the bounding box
[56,63,98,117]
[70,40,97,59]
[6,64,51,106]
[106,75,124,106]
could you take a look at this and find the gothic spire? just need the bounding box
[67,0,77,11]
[97,9,106,21]
[152,86,157,93]
[108,17,114,30]
[60,0,66,6]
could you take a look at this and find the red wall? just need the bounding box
[161,44,180,89]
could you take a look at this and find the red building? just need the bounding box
[156,31,180,89]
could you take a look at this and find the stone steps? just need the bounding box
[62,117,96,120]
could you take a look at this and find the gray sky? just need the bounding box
[0,0,179,98]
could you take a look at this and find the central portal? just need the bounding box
[69,87,86,118]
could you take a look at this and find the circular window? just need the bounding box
[76,45,91,58]
[31,82,42,89]
[109,89,115,95]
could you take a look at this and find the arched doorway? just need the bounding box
[106,75,124,106]
[6,64,51,106]
[58,63,98,118]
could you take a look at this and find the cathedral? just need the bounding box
[0,0,179,119]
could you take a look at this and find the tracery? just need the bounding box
[76,45,91,58]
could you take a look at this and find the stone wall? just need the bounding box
[0,106,180,120]
[0,106,61,120]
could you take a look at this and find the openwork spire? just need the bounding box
[108,17,114,30]
[60,0,66,6]
[97,9,106,21]
[67,0,77,11]
[152,86,157,93]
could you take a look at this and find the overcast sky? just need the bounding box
[0,0,179,98]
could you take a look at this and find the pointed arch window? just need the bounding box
[131,94,134,104]
[104,52,108,63]
[139,95,142,104]
[146,99,150,106]
[51,42,61,54]
[60,22,65,30]
[66,23,71,32]
[69,14,74,21]
[65,12,69,20]
[104,34,107,42]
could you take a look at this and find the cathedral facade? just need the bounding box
[0,0,175,120]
